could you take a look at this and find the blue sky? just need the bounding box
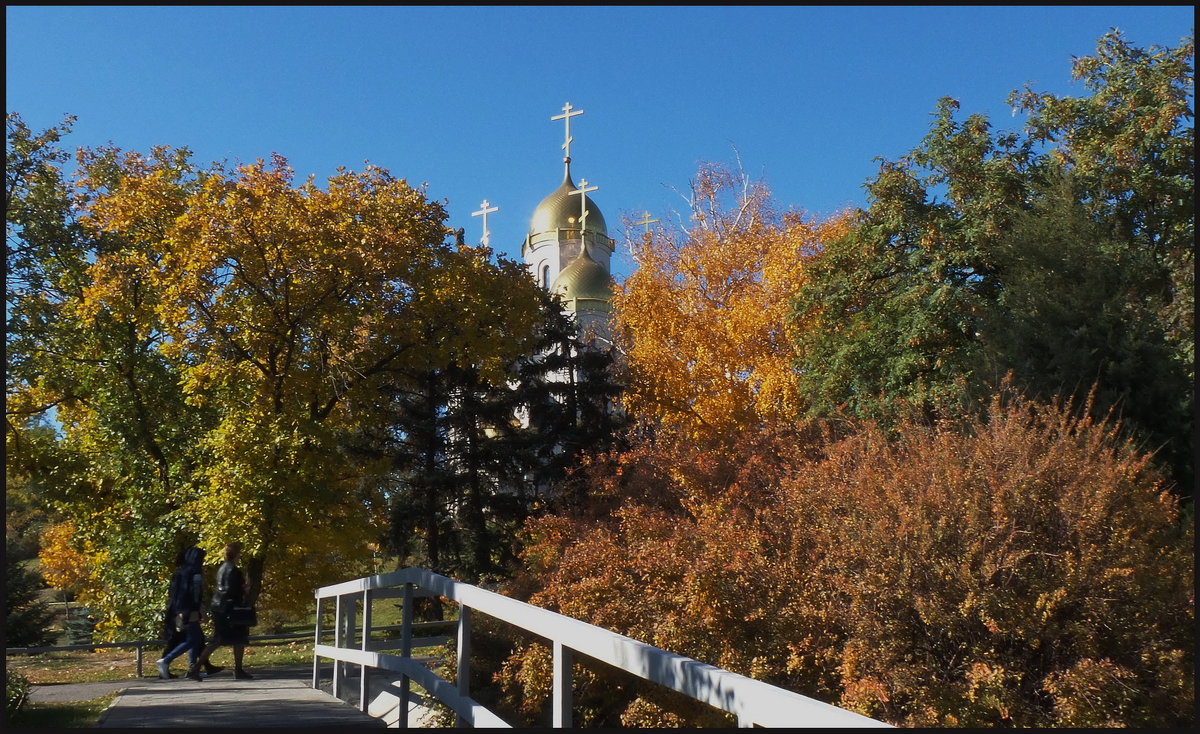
[6,6,1194,281]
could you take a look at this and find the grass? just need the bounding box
[6,601,458,686]
[5,637,316,685]
[6,692,118,728]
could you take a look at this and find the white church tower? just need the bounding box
[521,102,616,343]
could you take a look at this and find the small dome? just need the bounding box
[529,168,608,238]
[552,248,614,312]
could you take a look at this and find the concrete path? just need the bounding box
[33,664,387,728]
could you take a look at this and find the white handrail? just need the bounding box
[313,567,890,728]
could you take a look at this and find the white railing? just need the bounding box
[312,567,890,728]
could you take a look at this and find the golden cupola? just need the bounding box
[523,102,616,337]
[523,164,613,261]
[552,243,614,313]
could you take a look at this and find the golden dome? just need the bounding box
[529,168,608,238]
[552,247,614,312]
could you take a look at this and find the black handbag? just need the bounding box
[228,604,257,627]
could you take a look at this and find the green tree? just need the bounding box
[368,287,625,583]
[984,170,1192,489]
[4,538,57,648]
[1012,30,1194,373]
[1006,30,1194,489]
[7,115,204,639]
[510,291,626,501]
[791,31,1193,490]
[790,89,1039,426]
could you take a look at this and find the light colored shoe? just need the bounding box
[156,658,170,679]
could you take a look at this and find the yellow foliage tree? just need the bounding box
[79,152,546,614]
[615,162,850,443]
[37,520,94,596]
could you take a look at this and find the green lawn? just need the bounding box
[6,692,118,728]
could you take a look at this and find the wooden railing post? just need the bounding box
[312,597,322,689]
[553,640,572,727]
[455,605,472,727]
[360,588,373,712]
[333,594,346,699]
[400,582,414,729]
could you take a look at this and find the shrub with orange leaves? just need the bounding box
[783,392,1193,727]
[500,389,1193,727]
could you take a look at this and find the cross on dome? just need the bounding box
[569,178,598,233]
[551,102,584,163]
[471,199,499,246]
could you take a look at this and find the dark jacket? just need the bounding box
[213,560,246,610]
[167,546,206,617]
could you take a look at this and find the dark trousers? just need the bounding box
[162,619,205,667]
[162,610,183,656]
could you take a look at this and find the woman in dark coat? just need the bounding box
[197,542,253,679]
[156,546,207,680]
[158,548,187,677]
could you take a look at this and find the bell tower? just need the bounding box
[521,102,615,342]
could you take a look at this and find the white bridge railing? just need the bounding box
[312,567,890,728]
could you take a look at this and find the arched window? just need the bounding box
[542,264,550,288]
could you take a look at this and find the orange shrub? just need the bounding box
[783,394,1193,726]
[504,393,1193,727]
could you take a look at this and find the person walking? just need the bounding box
[197,542,254,679]
[156,549,187,678]
[156,546,208,681]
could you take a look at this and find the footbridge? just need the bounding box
[314,567,890,728]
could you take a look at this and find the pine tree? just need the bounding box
[4,539,57,647]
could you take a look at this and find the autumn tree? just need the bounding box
[780,395,1193,727]
[8,114,553,633]
[7,115,206,637]
[78,150,549,613]
[615,161,850,443]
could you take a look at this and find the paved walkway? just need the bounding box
[32,665,387,728]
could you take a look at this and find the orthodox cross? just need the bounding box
[551,102,584,161]
[569,178,598,233]
[633,211,660,236]
[471,200,499,246]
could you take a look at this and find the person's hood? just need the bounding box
[183,546,206,568]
